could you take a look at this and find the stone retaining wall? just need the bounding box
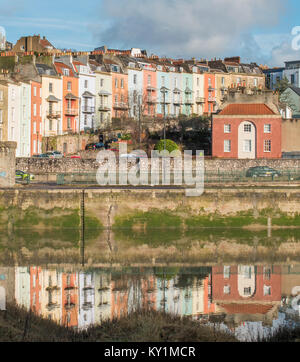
[16,157,300,174]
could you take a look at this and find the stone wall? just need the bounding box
[0,188,300,228]
[0,141,16,187]
[16,156,300,174]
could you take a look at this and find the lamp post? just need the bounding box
[160,86,169,151]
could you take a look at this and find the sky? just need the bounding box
[1,0,300,67]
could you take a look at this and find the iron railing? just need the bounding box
[56,169,300,185]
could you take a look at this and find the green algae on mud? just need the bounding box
[113,208,300,229]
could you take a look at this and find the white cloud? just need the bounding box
[269,40,300,67]
[93,0,285,60]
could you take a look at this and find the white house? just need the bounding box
[73,61,96,131]
[7,81,21,155]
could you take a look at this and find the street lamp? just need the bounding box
[160,86,169,151]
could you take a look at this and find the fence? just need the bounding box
[56,169,300,185]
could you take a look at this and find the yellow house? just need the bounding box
[0,80,8,141]
[36,63,63,137]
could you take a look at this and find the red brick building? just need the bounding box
[212,103,282,159]
[212,265,282,303]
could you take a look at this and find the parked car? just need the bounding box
[246,166,281,178]
[32,153,49,158]
[70,155,81,159]
[46,151,63,158]
[85,142,105,150]
[15,170,35,182]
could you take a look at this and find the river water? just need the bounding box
[1,229,300,342]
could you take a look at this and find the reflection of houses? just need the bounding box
[192,275,220,317]
[30,266,43,315]
[41,269,62,323]
[111,275,129,319]
[212,265,281,326]
[94,272,111,324]
[141,275,156,311]
[0,267,15,310]
[15,267,30,311]
[156,278,175,314]
[78,272,94,329]
[281,265,300,307]
[62,272,78,327]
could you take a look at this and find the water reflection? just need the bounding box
[1,264,300,341]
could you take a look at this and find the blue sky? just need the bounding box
[1,0,300,66]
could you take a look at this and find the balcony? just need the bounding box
[185,98,193,105]
[82,106,95,113]
[208,86,215,91]
[146,96,157,104]
[196,97,205,103]
[162,99,171,104]
[65,108,78,116]
[146,86,156,92]
[208,96,216,103]
[113,102,128,110]
[173,99,182,105]
[46,111,61,119]
[99,104,110,112]
[47,130,57,136]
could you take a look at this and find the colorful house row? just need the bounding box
[0,79,38,157]
[13,267,219,329]
[0,51,266,156]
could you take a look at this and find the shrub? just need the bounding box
[155,139,179,153]
[121,133,131,141]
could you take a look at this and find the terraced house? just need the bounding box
[73,58,96,131]
[37,63,62,137]
[153,60,171,117]
[209,57,265,109]
[19,81,31,157]
[90,60,113,129]
[0,80,8,142]
[7,80,21,153]
[120,56,143,120]
[54,61,79,135]
[105,58,128,119]
[30,80,42,155]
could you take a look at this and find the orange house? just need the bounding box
[111,72,128,118]
[143,67,157,117]
[203,73,216,114]
[54,62,79,134]
[61,273,78,327]
[30,266,42,315]
[141,275,156,311]
[30,81,42,155]
[111,278,128,319]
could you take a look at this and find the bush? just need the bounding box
[155,139,179,153]
[121,133,131,141]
